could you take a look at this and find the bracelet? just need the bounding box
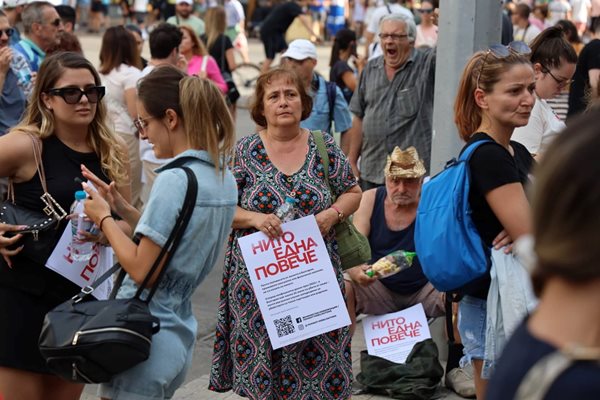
[99,215,113,231]
[330,205,345,222]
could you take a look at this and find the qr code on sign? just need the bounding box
[274,315,295,337]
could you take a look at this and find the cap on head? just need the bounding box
[282,39,317,61]
[384,146,426,179]
[2,0,28,8]
[176,0,193,5]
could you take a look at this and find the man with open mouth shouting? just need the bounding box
[344,13,436,192]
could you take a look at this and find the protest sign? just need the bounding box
[46,221,113,299]
[362,303,431,364]
[238,215,351,349]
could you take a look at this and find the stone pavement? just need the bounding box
[81,317,467,400]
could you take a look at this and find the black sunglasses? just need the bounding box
[47,86,105,104]
[476,41,531,89]
[49,18,62,27]
[419,8,434,13]
[0,28,15,37]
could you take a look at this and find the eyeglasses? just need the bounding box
[46,18,62,27]
[378,33,409,41]
[133,115,155,133]
[476,41,531,90]
[541,64,572,89]
[419,8,434,13]
[0,28,14,37]
[46,86,105,104]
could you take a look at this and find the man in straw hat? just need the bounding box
[344,146,476,396]
[344,146,443,333]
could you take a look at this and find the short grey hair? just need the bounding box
[379,13,417,43]
[21,1,53,34]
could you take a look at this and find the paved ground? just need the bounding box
[74,29,469,400]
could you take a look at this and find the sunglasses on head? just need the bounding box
[46,86,105,104]
[476,41,531,90]
[0,28,15,37]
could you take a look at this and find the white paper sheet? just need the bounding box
[362,304,431,364]
[238,215,351,349]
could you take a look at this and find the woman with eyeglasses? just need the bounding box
[81,65,237,400]
[99,26,144,208]
[512,26,577,160]
[0,51,130,399]
[453,43,536,399]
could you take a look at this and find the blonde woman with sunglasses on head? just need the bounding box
[453,42,536,399]
[0,51,130,400]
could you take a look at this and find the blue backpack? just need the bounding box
[414,140,491,293]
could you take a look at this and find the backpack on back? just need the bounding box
[414,140,491,294]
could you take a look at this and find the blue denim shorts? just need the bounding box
[457,295,487,365]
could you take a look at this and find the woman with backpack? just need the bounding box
[485,89,600,400]
[452,42,536,399]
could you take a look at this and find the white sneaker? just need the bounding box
[445,366,476,398]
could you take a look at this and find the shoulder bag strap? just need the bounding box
[200,55,209,73]
[75,163,199,302]
[7,133,67,220]
[312,130,336,202]
[136,166,198,302]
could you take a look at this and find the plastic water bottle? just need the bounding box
[275,196,297,223]
[70,190,95,262]
[9,52,33,98]
[366,250,417,278]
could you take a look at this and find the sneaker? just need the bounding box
[445,366,476,398]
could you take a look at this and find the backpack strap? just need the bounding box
[325,80,337,133]
[515,345,600,400]
[458,139,493,162]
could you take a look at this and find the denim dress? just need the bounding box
[99,150,237,400]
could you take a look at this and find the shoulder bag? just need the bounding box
[0,133,67,262]
[312,130,371,270]
[38,164,198,384]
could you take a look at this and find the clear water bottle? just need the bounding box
[70,190,95,262]
[9,52,33,98]
[275,196,297,223]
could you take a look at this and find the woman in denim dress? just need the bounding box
[83,66,238,400]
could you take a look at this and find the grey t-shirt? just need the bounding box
[350,48,436,184]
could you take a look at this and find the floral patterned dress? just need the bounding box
[209,131,357,399]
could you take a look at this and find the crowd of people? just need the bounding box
[1,0,600,399]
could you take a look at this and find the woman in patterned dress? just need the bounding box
[209,68,362,399]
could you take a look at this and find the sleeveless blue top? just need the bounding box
[368,186,428,294]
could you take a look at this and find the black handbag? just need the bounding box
[0,133,67,258]
[38,165,198,384]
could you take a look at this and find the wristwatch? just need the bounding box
[331,205,345,222]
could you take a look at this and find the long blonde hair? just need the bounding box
[137,66,235,174]
[13,52,128,184]
[204,6,226,51]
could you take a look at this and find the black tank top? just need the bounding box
[1,135,110,301]
[368,186,428,294]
